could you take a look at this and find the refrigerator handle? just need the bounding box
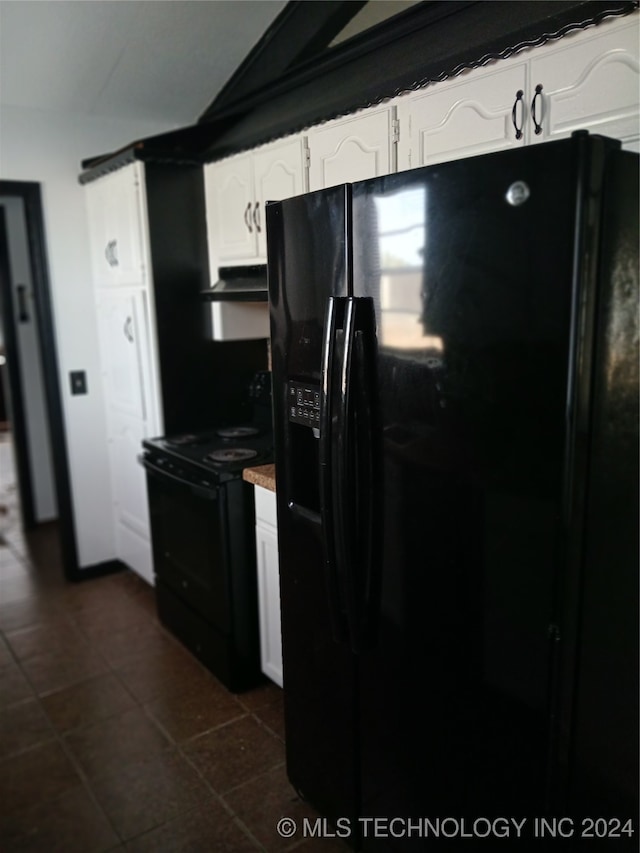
[335,298,357,648]
[320,296,349,644]
[339,297,381,653]
[352,304,381,652]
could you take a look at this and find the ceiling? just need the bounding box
[0,0,289,127]
[0,0,420,132]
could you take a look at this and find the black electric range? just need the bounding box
[142,423,274,486]
[140,378,274,693]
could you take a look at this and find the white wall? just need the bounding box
[0,105,179,568]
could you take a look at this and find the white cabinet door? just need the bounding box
[254,485,283,687]
[205,139,308,266]
[528,17,640,149]
[96,287,157,585]
[252,137,308,258]
[108,410,154,585]
[256,521,282,687]
[204,153,256,263]
[308,107,396,191]
[396,14,640,168]
[85,163,147,287]
[396,62,528,169]
[95,289,153,422]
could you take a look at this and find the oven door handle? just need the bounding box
[138,454,219,501]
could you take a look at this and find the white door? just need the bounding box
[308,107,396,191]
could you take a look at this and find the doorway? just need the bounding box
[0,180,78,578]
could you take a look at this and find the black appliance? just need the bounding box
[141,371,274,692]
[266,133,639,849]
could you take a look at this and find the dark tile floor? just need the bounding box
[0,431,349,852]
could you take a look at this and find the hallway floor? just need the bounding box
[0,432,348,852]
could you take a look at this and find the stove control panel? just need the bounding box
[288,381,321,428]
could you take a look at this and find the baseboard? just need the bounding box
[69,558,128,582]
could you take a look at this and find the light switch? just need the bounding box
[70,370,87,396]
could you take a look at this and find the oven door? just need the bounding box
[143,458,231,630]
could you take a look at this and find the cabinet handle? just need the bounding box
[253,201,261,233]
[16,284,30,323]
[105,240,119,267]
[531,83,544,136]
[511,90,524,140]
[244,202,253,233]
[123,316,134,342]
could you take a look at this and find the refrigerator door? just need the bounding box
[266,186,360,827]
[350,135,619,845]
[564,150,639,826]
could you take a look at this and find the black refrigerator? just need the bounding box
[266,132,639,851]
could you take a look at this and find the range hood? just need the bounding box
[201,265,268,302]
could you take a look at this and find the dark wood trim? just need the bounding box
[0,208,36,529]
[0,180,80,580]
[203,1,367,115]
[201,0,639,160]
[112,0,637,168]
[71,558,127,581]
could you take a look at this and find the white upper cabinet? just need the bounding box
[108,410,154,585]
[396,13,640,168]
[204,152,254,263]
[253,140,308,257]
[396,62,528,169]
[204,136,308,265]
[307,106,397,191]
[527,16,640,149]
[85,162,148,287]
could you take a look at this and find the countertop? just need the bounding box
[243,463,276,492]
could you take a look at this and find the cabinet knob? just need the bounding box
[511,90,524,140]
[531,84,544,136]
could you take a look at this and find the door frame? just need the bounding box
[0,180,79,578]
[0,208,36,528]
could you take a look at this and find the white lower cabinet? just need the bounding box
[254,485,283,687]
[107,411,154,585]
[94,284,160,585]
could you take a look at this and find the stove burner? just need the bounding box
[206,447,259,464]
[217,425,260,440]
[166,433,204,447]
